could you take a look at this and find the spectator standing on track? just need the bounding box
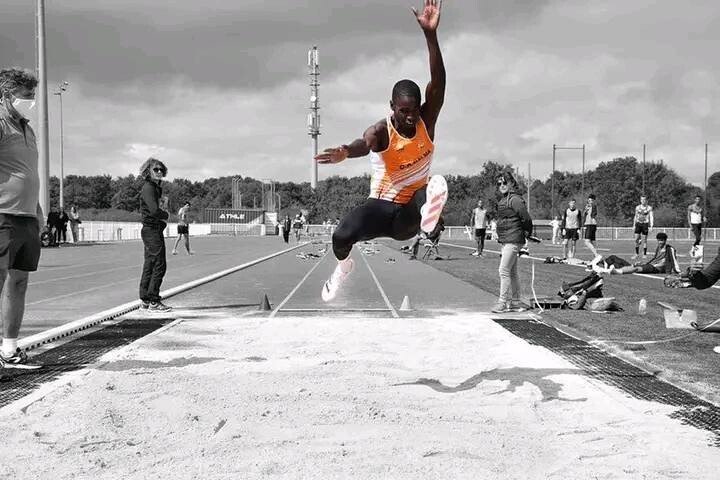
[282,214,291,243]
[138,158,172,313]
[633,195,654,258]
[46,206,60,245]
[561,199,582,260]
[492,171,533,313]
[583,194,601,262]
[314,0,447,302]
[172,201,194,255]
[0,67,42,369]
[549,215,561,245]
[69,204,81,243]
[470,199,488,257]
[58,208,69,244]
[688,195,704,248]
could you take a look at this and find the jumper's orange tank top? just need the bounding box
[368,115,434,205]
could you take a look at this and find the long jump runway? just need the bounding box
[1,238,719,479]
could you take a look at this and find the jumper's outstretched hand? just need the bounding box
[315,147,348,164]
[412,0,442,32]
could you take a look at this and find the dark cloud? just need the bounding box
[1,0,554,95]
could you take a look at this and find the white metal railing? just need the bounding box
[69,222,720,243]
[73,221,213,243]
[441,226,719,241]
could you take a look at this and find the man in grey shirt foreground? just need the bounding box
[0,67,43,370]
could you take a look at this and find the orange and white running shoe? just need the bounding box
[321,259,355,302]
[420,175,448,234]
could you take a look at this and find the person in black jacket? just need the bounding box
[492,171,533,313]
[138,157,171,313]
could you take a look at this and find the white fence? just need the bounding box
[72,221,720,243]
[75,221,212,242]
[442,226,720,242]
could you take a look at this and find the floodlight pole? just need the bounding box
[550,143,557,218]
[642,143,646,195]
[308,46,320,189]
[53,81,69,209]
[36,0,50,215]
[704,143,708,232]
[527,162,531,216]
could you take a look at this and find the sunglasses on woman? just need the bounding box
[496,179,507,187]
[152,167,166,175]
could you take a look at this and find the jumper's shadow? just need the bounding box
[394,367,588,402]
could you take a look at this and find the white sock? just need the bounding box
[338,258,353,274]
[2,338,18,356]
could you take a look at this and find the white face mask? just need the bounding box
[11,97,36,121]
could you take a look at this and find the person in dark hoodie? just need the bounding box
[138,157,171,313]
[492,170,533,313]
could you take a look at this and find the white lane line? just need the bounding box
[441,241,720,290]
[25,254,234,305]
[30,264,137,286]
[359,249,399,318]
[20,243,308,350]
[26,278,137,305]
[269,249,330,318]
[37,259,123,273]
[278,308,392,312]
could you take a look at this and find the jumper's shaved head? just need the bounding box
[392,79,421,105]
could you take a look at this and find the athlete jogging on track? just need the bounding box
[315,0,447,302]
[633,194,654,258]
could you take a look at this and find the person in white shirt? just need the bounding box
[633,195,654,258]
[549,215,561,245]
[687,195,704,247]
[172,201,194,255]
[561,199,582,260]
[469,199,488,256]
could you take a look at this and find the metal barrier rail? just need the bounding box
[442,226,719,241]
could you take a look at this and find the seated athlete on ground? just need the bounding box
[314,0,447,302]
[594,232,679,275]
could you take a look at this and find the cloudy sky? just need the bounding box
[2,0,719,185]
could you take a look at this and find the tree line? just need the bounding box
[51,157,719,227]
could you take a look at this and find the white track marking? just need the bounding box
[20,243,308,350]
[269,249,330,318]
[359,249,399,318]
[30,264,138,286]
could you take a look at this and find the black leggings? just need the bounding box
[690,246,720,289]
[332,188,426,260]
[691,224,702,246]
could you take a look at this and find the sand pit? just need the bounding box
[0,311,717,479]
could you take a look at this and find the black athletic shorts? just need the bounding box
[563,228,579,241]
[638,263,660,274]
[177,224,189,235]
[634,223,649,235]
[0,214,41,272]
[474,228,486,239]
[584,225,597,241]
